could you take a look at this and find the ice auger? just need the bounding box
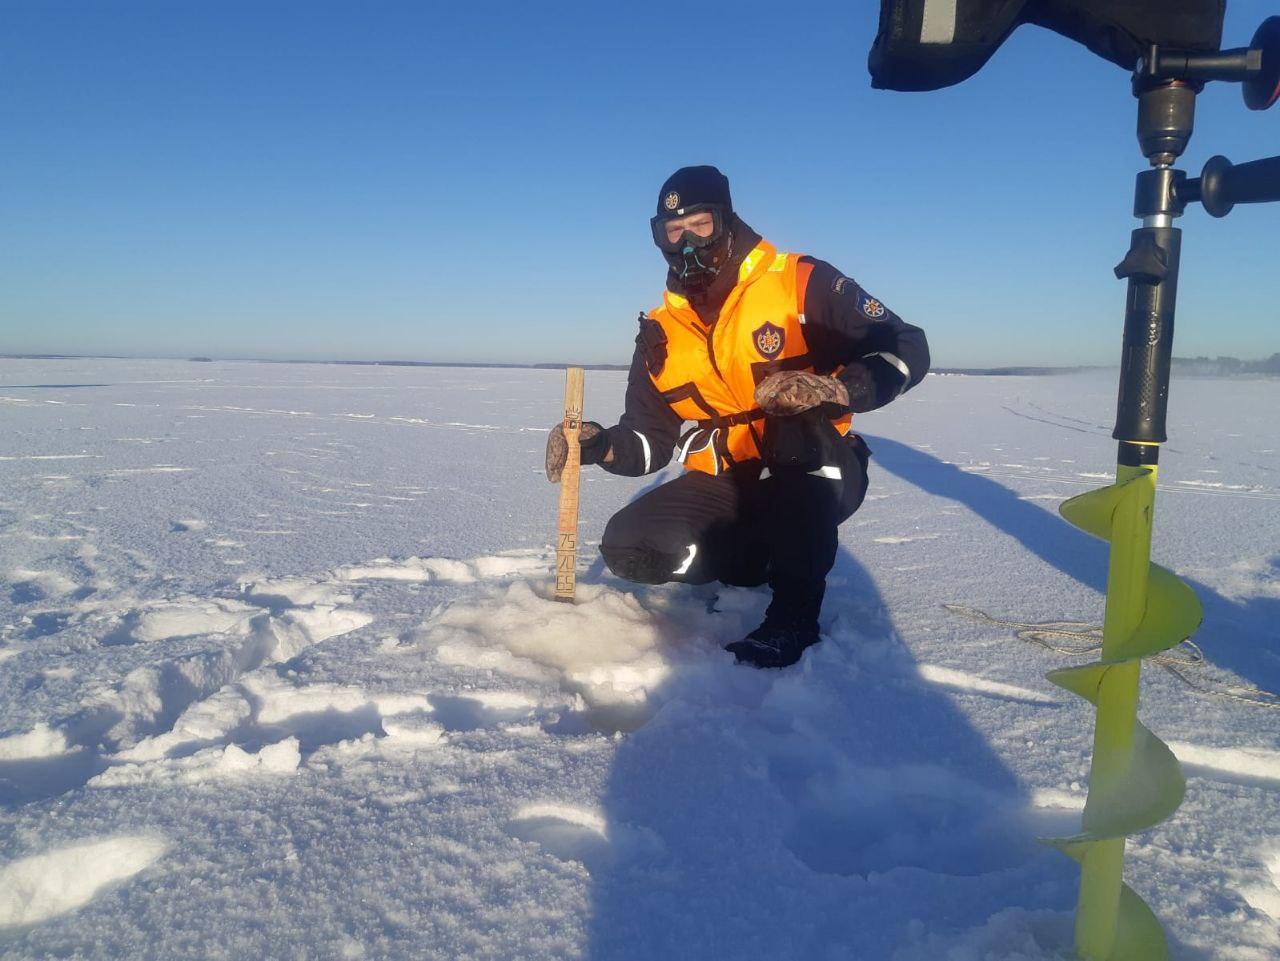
[867,4,1280,957]
[1048,469,1201,959]
[1048,27,1280,956]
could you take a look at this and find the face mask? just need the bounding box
[651,205,733,288]
[665,233,733,288]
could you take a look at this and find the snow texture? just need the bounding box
[0,358,1277,959]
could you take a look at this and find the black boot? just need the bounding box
[724,578,824,669]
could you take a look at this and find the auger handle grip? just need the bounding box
[1195,154,1280,217]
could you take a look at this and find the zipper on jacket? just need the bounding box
[702,322,723,380]
[691,318,735,473]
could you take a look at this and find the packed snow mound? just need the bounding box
[423,579,742,732]
[334,550,547,584]
[0,722,76,761]
[432,580,678,672]
[0,836,169,928]
[8,568,78,600]
[90,738,301,787]
[241,574,354,608]
[126,597,261,643]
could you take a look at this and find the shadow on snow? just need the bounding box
[865,434,1280,702]
[581,548,1060,957]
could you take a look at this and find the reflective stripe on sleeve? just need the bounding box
[864,351,911,392]
[633,430,652,474]
[762,465,841,480]
[673,543,698,576]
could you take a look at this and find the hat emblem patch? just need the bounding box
[663,191,681,211]
[753,322,784,358]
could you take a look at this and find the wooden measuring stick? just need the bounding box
[554,367,585,602]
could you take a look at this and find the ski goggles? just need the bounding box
[650,203,729,253]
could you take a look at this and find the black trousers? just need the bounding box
[600,421,870,608]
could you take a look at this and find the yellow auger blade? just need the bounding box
[1060,479,1135,541]
[1128,565,1202,661]
[1048,462,1196,960]
[1039,703,1185,841]
[1049,839,1171,961]
[1109,883,1171,961]
[1040,564,1201,668]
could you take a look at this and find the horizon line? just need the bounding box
[1,352,1277,375]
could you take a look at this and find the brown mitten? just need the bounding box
[545,421,606,483]
[754,371,849,416]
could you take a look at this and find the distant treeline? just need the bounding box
[931,366,1100,377]
[1171,354,1280,376]
[3,354,1277,377]
[252,359,631,371]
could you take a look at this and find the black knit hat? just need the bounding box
[656,165,732,217]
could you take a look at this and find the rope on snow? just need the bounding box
[943,603,1280,710]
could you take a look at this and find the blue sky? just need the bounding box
[2,0,1277,367]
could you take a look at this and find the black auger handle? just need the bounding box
[1244,17,1280,110]
[1183,154,1280,218]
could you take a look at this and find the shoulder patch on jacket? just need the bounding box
[832,272,888,320]
[857,292,887,320]
[636,313,668,377]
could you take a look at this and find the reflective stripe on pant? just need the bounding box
[600,431,870,589]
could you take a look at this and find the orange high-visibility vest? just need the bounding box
[647,239,853,475]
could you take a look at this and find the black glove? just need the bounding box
[837,363,875,412]
[545,421,610,483]
[838,356,908,413]
[761,408,844,472]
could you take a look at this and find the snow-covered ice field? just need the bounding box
[1,358,1277,960]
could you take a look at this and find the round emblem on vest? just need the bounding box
[663,191,680,211]
[753,322,785,358]
[859,294,886,319]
